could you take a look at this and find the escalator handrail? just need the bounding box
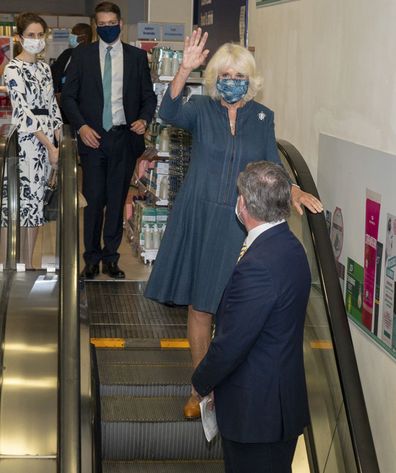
[58,125,81,473]
[277,139,380,473]
[0,126,19,269]
[0,125,17,409]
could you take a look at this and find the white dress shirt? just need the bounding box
[99,38,126,126]
[244,220,286,250]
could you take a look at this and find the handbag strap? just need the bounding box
[48,168,58,188]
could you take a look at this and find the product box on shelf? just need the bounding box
[155,207,169,223]
[153,81,169,109]
[134,200,153,216]
[139,222,166,248]
[153,172,169,206]
[156,161,170,174]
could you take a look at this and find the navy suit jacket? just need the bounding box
[61,41,157,157]
[192,222,311,443]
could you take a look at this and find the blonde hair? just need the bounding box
[204,43,262,102]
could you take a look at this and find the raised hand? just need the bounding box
[181,28,209,72]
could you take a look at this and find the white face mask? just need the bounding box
[22,37,46,54]
[235,196,244,225]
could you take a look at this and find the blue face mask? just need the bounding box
[216,78,249,104]
[69,33,80,48]
[97,24,121,44]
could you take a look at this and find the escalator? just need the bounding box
[0,119,380,472]
[86,142,381,472]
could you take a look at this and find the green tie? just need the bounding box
[102,46,113,131]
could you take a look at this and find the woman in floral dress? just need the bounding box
[1,12,62,267]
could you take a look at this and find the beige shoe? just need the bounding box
[183,395,201,419]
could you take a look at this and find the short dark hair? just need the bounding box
[16,12,48,36]
[237,161,291,223]
[72,23,93,43]
[95,2,121,21]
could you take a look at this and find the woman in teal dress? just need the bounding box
[144,29,323,418]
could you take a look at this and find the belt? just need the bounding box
[109,125,128,131]
[31,108,49,116]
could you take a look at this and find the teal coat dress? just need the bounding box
[144,89,281,314]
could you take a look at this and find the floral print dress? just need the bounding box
[1,58,62,227]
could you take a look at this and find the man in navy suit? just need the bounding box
[192,161,311,473]
[62,1,156,279]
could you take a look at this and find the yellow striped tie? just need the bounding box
[238,242,248,262]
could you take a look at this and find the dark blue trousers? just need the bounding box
[221,436,298,473]
[80,128,135,265]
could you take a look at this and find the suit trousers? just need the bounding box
[221,436,298,473]
[80,127,136,265]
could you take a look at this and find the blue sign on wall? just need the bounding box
[137,23,161,40]
[163,24,185,41]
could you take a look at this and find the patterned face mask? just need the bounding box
[216,78,249,104]
[22,37,46,54]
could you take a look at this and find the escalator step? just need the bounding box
[86,280,147,295]
[102,397,223,460]
[86,281,188,339]
[91,324,187,339]
[101,383,191,397]
[102,396,194,422]
[100,364,192,396]
[103,460,224,472]
[89,308,187,325]
[96,348,192,365]
[102,420,223,460]
[100,363,193,385]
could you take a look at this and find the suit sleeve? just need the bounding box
[61,48,87,131]
[192,263,277,397]
[137,50,157,124]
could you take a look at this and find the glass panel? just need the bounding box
[280,153,358,473]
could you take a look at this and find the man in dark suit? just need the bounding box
[192,161,311,473]
[62,1,157,279]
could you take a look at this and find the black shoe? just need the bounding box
[102,262,125,279]
[80,264,99,279]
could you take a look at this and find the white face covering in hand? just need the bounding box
[22,37,46,54]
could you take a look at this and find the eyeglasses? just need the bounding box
[23,32,46,39]
[218,73,248,81]
[97,21,119,27]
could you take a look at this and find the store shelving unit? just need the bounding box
[127,68,203,265]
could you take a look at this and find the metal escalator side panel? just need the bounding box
[0,271,58,462]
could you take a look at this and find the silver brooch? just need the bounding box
[258,111,266,121]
